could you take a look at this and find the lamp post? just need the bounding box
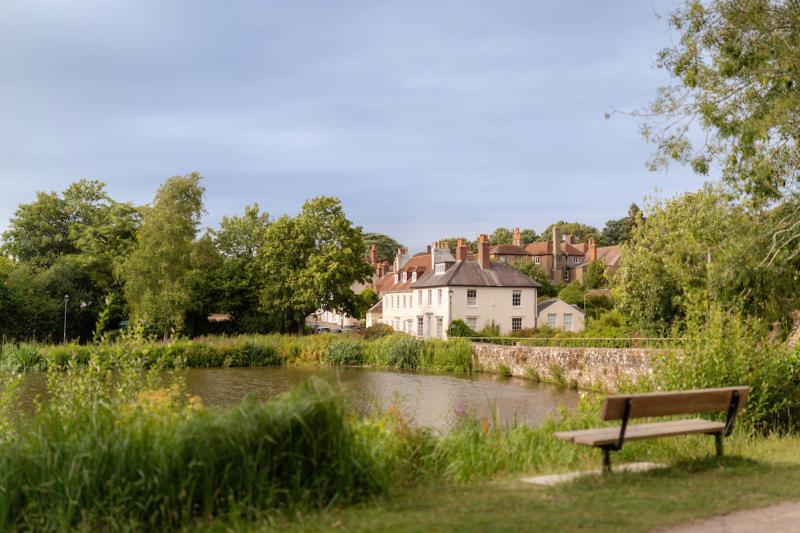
[63,294,69,343]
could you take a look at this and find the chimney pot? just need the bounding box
[478,234,491,269]
[512,227,522,247]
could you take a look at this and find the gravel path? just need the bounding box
[660,500,800,532]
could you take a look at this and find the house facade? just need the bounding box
[536,298,586,332]
[381,236,540,338]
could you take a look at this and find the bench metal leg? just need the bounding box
[715,433,723,458]
[602,447,612,472]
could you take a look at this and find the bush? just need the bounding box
[652,301,800,433]
[326,339,366,366]
[447,320,476,338]
[0,343,45,372]
[477,321,500,337]
[364,323,394,340]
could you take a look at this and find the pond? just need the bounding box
[14,367,579,431]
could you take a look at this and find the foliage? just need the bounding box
[362,232,404,264]
[519,228,538,245]
[447,319,477,338]
[258,197,373,334]
[541,221,601,243]
[582,261,608,290]
[600,203,643,245]
[558,281,585,306]
[364,323,394,340]
[651,301,800,434]
[489,228,513,245]
[353,287,379,320]
[326,339,366,366]
[122,174,206,337]
[386,337,422,370]
[477,321,500,337]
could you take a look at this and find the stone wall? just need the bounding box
[472,342,664,392]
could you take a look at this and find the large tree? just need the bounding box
[541,221,601,243]
[122,173,205,337]
[362,232,403,263]
[258,197,373,334]
[644,0,800,259]
[600,204,643,245]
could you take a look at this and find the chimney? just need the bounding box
[566,233,574,244]
[552,226,562,278]
[456,238,468,261]
[370,244,377,266]
[478,234,491,269]
[512,227,522,247]
[588,238,597,262]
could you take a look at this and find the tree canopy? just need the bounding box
[362,232,404,263]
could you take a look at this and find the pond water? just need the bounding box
[14,367,579,431]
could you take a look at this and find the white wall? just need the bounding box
[448,286,538,335]
[380,291,420,335]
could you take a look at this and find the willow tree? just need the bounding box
[258,197,373,334]
[644,0,800,262]
[122,173,205,337]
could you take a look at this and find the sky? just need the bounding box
[0,0,707,252]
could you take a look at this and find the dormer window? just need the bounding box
[534,256,541,264]
[434,263,446,274]
[402,272,407,282]
[393,274,399,284]
[572,256,580,264]
[412,272,417,282]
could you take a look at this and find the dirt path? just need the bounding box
[660,500,800,532]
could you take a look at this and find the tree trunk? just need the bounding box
[297,320,305,336]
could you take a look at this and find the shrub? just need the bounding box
[497,364,512,378]
[477,321,501,337]
[447,320,476,338]
[1,343,45,372]
[364,323,394,340]
[326,339,366,366]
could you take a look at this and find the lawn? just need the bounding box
[251,436,800,532]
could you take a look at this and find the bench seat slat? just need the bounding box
[554,418,725,447]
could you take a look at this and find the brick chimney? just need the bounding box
[456,238,468,261]
[552,226,562,279]
[478,234,491,269]
[588,238,597,262]
[512,227,522,247]
[369,244,377,265]
[566,233,574,244]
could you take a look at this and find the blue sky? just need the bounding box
[0,1,705,252]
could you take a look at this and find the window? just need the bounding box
[402,295,406,308]
[500,256,507,263]
[467,289,477,306]
[417,316,424,337]
[563,313,573,332]
[466,317,478,330]
[412,271,417,282]
[402,272,407,282]
[534,256,540,264]
[547,313,557,328]
[427,290,432,305]
[563,270,570,282]
[512,290,521,307]
[436,317,443,338]
[418,290,422,304]
[512,317,522,332]
[572,256,580,264]
[393,274,398,284]
[435,263,446,274]
[437,289,442,305]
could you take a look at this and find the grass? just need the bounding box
[265,435,800,532]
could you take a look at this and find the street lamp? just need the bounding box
[63,294,69,343]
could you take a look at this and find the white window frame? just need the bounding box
[402,272,407,283]
[412,271,417,282]
[534,256,541,264]
[435,263,446,274]
[547,313,557,328]
[512,317,522,332]
[418,290,422,304]
[564,313,573,332]
[436,316,443,338]
[393,274,399,284]
[466,317,478,330]
[512,290,522,308]
[467,289,477,307]
[437,289,442,305]
[417,316,424,337]
[427,289,432,305]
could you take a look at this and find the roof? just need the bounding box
[576,245,622,268]
[412,260,541,288]
[490,244,531,256]
[537,298,585,315]
[367,298,383,313]
[373,271,395,294]
[524,241,586,257]
[382,253,431,293]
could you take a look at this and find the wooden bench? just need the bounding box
[554,386,749,471]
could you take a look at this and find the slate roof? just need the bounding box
[537,298,585,315]
[412,260,541,289]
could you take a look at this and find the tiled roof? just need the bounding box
[383,253,431,293]
[525,241,586,257]
[596,245,621,267]
[412,260,541,288]
[373,272,395,294]
[490,244,531,256]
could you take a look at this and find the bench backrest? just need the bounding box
[601,386,749,421]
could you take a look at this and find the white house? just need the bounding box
[381,235,541,338]
[536,298,585,332]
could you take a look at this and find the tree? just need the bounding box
[122,173,205,337]
[600,203,643,245]
[520,228,538,245]
[643,0,800,259]
[541,221,601,243]
[558,281,585,306]
[582,261,608,290]
[258,197,373,334]
[362,232,404,263]
[489,227,513,245]
[440,237,475,255]
[215,204,269,258]
[514,261,557,297]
